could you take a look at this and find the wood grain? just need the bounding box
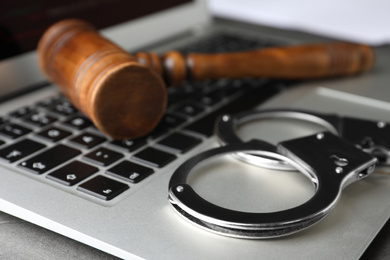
[37,19,166,140]
[37,19,375,139]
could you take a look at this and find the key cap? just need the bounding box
[23,111,57,127]
[173,101,205,117]
[18,144,81,174]
[0,123,32,139]
[36,95,61,108]
[0,139,45,162]
[110,138,147,152]
[133,147,176,168]
[196,91,222,107]
[160,113,187,129]
[10,107,33,118]
[185,83,278,136]
[63,115,93,130]
[77,175,129,200]
[70,132,106,149]
[107,160,154,183]
[146,126,168,140]
[83,147,123,166]
[156,133,201,154]
[36,127,72,142]
[48,100,77,116]
[213,79,244,98]
[47,160,98,186]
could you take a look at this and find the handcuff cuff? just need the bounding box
[168,108,389,239]
[216,108,390,169]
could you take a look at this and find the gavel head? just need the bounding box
[37,19,167,140]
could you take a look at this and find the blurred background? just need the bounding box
[207,0,390,45]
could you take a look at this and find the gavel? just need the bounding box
[37,19,374,140]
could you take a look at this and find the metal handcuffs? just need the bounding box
[168,108,386,238]
[215,108,390,169]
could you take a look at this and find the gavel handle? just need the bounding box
[137,42,374,86]
[37,19,374,140]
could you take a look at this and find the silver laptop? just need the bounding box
[1,0,390,259]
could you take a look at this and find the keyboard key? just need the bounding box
[10,107,33,118]
[173,101,205,117]
[196,91,222,107]
[146,126,168,140]
[214,79,244,98]
[18,144,81,174]
[157,133,201,154]
[0,139,45,162]
[36,95,61,107]
[185,83,278,136]
[48,100,77,116]
[70,132,106,149]
[107,160,154,183]
[0,123,32,139]
[83,147,123,166]
[23,111,57,127]
[63,115,92,130]
[133,147,176,168]
[110,138,147,152]
[185,111,223,137]
[36,127,72,142]
[47,161,98,186]
[159,113,187,129]
[77,175,129,200]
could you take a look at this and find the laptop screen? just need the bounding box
[0,0,193,61]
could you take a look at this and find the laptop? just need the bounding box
[1,0,390,259]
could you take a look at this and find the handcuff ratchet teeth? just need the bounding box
[215,108,390,170]
[168,133,377,238]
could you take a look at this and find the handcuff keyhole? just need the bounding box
[331,155,349,174]
[331,155,349,167]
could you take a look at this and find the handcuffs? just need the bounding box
[168,108,390,238]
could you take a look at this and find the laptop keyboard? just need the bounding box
[0,33,284,204]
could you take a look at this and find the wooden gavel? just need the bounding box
[37,19,375,140]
